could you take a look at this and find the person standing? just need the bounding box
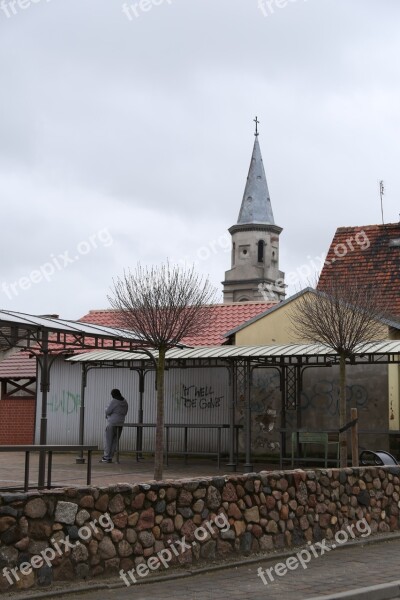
[100,388,128,463]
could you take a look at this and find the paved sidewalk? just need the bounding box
[0,452,278,490]
[6,535,400,600]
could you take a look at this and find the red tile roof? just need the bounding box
[79,303,275,347]
[0,304,275,380]
[318,223,400,317]
[0,351,37,379]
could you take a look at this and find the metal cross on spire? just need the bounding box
[254,116,260,137]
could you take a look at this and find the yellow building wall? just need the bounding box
[388,365,400,430]
[388,327,400,431]
[235,293,389,346]
[235,295,308,346]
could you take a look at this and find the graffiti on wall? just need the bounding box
[178,385,225,410]
[236,371,370,453]
[48,390,80,415]
[300,381,369,416]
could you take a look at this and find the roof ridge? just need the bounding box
[336,222,400,232]
[84,302,274,315]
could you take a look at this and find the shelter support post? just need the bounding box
[137,368,145,460]
[281,365,302,465]
[280,368,286,465]
[38,341,68,486]
[226,364,236,471]
[76,365,88,464]
[296,366,303,432]
[351,407,359,467]
[244,361,253,473]
[38,331,49,488]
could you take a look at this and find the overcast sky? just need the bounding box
[0,0,399,319]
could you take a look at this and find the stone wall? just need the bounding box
[0,467,399,591]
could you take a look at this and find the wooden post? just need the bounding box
[351,407,359,467]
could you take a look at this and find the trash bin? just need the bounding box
[359,449,400,475]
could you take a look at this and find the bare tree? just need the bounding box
[289,278,388,467]
[108,262,217,480]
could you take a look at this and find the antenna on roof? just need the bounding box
[379,180,385,225]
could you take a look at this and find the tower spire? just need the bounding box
[237,128,274,225]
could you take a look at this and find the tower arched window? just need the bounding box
[258,240,265,263]
[232,243,236,266]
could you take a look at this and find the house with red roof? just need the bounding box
[318,223,400,318]
[317,222,400,444]
[79,302,275,347]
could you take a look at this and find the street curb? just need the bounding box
[6,531,400,599]
[306,580,400,600]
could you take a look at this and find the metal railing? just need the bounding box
[0,445,98,492]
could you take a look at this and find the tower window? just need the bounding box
[232,243,236,266]
[258,240,265,263]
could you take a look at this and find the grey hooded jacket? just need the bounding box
[105,396,128,426]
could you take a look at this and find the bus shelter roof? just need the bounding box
[0,309,147,356]
[66,340,400,368]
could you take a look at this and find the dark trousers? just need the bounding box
[103,425,122,460]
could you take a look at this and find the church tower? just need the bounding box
[222,120,285,303]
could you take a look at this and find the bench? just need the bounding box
[164,424,238,469]
[291,432,339,468]
[116,423,241,468]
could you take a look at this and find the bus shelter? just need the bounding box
[67,341,400,471]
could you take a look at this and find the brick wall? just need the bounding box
[0,398,36,444]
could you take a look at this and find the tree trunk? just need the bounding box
[339,353,347,468]
[154,346,166,480]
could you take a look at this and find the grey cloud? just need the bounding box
[0,0,399,316]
